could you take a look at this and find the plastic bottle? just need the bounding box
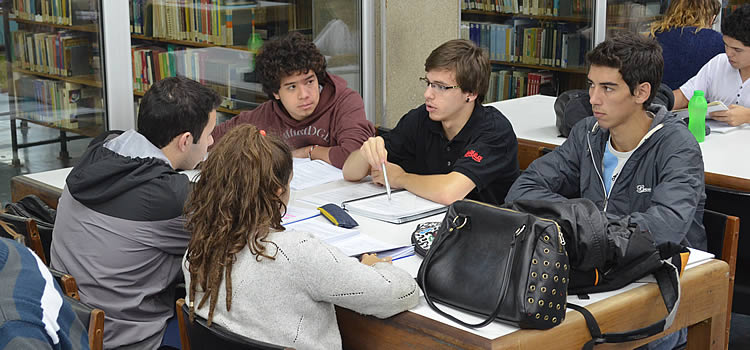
[688,90,707,143]
[247,9,263,72]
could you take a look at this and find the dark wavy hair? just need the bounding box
[722,4,750,47]
[586,31,664,109]
[255,31,328,99]
[137,76,221,148]
[184,124,293,325]
[425,39,490,104]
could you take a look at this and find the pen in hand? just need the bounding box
[381,162,392,200]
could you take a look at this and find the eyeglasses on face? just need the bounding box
[419,77,460,92]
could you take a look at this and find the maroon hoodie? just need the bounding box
[212,73,375,168]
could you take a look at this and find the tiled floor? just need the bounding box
[0,96,749,349]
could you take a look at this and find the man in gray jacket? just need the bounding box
[506,31,705,350]
[51,76,221,350]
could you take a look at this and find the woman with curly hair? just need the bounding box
[210,31,375,169]
[182,124,418,349]
[649,0,724,89]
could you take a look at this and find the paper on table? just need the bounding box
[342,190,447,224]
[332,233,406,257]
[290,159,344,190]
[299,181,385,207]
[281,206,320,225]
[707,119,747,134]
[673,100,729,119]
[284,219,359,243]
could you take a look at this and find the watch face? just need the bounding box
[412,221,442,257]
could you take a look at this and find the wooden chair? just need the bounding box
[703,209,740,348]
[704,185,750,316]
[537,146,554,158]
[176,298,293,350]
[0,213,47,265]
[65,295,105,350]
[49,267,80,301]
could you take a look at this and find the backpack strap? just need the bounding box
[568,260,681,349]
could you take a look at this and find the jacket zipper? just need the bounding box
[464,200,566,252]
[586,131,610,212]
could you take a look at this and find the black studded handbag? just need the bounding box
[417,199,569,329]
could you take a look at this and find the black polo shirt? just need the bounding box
[383,103,520,205]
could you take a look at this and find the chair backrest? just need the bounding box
[64,295,105,350]
[0,213,47,265]
[175,299,293,350]
[5,196,54,264]
[703,209,740,348]
[49,268,80,300]
[704,185,750,315]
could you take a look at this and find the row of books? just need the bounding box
[485,69,554,103]
[131,45,262,110]
[10,30,93,77]
[462,20,589,69]
[462,0,592,17]
[11,0,97,26]
[129,0,290,47]
[13,73,102,126]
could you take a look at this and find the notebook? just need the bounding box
[284,219,408,256]
[341,190,447,224]
[672,100,728,119]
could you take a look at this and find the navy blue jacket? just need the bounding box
[655,27,724,90]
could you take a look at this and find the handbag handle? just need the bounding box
[418,214,520,328]
[568,260,681,349]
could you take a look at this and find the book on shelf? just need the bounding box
[12,0,99,26]
[461,0,590,16]
[484,68,554,103]
[130,0,291,47]
[462,19,587,70]
[11,30,93,77]
[12,72,102,126]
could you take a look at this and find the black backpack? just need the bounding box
[5,195,56,262]
[554,84,676,137]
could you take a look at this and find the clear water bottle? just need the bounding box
[688,90,707,143]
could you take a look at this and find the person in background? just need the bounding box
[649,0,723,90]
[342,39,519,206]
[211,32,375,169]
[673,4,750,126]
[0,237,89,350]
[51,76,221,350]
[183,124,418,350]
[506,31,705,349]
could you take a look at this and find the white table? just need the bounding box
[8,167,729,349]
[489,95,750,191]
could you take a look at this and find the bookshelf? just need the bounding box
[3,0,107,166]
[460,3,594,103]
[128,0,302,117]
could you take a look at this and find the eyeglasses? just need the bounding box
[420,77,460,93]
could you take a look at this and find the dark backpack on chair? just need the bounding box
[5,195,56,264]
[554,84,675,137]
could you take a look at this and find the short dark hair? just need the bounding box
[425,39,490,104]
[255,32,327,99]
[137,76,221,148]
[722,4,750,47]
[586,31,664,108]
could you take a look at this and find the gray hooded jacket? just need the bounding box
[506,104,706,249]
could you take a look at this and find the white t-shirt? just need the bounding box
[680,53,750,107]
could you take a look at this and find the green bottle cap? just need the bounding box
[693,90,705,97]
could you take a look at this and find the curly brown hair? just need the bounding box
[255,31,328,99]
[184,124,293,325]
[649,0,721,36]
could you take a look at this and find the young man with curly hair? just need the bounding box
[342,39,520,205]
[211,32,375,169]
[673,4,750,126]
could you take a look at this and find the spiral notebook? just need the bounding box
[341,190,447,224]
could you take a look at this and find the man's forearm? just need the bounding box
[398,172,474,206]
[342,150,371,181]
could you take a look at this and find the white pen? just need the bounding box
[382,162,392,200]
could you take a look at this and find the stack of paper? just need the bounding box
[299,181,385,207]
[290,159,344,190]
[285,218,408,257]
[281,206,320,225]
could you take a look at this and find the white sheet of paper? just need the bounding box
[332,233,406,257]
[290,159,344,190]
[281,206,320,225]
[284,219,360,243]
[707,119,747,134]
[299,181,385,207]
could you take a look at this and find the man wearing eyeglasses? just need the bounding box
[342,39,520,205]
